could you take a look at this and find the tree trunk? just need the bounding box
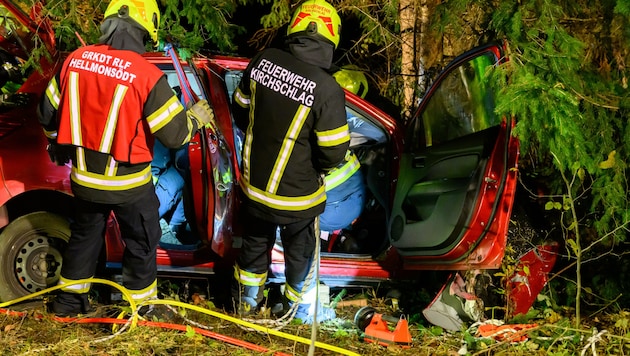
[399,0,439,122]
[399,0,416,121]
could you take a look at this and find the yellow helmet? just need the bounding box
[287,0,341,49]
[104,0,160,44]
[333,65,368,98]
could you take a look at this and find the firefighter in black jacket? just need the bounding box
[231,0,349,324]
[37,0,213,316]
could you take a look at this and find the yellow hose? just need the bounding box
[0,278,140,327]
[0,278,360,356]
[146,299,360,356]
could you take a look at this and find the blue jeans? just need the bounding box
[320,172,365,231]
[154,166,185,230]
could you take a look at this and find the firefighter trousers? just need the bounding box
[233,214,317,308]
[60,187,162,292]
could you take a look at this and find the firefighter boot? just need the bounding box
[272,288,336,324]
[232,283,264,316]
[51,292,93,317]
[294,301,336,324]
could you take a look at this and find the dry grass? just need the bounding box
[2,287,630,356]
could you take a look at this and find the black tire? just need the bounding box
[354,306,376,331]
[0,212,70,302]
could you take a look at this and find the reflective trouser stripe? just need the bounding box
[58,276,92,294]
[125,279,158,303]
[285,283,300,303]
[285,282,317,304]
[234,264,267,287]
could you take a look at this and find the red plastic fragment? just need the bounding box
[506,242,559,317]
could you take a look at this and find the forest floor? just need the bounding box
[1,276,630,356]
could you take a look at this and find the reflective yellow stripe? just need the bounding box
[43,128,57,140]
[315,124,350,147]
[45,78,60,110]
[76,146,86,171]
[285,283,301,303]
[125,280,158,303]
[234,265,267,287]
[241,83,256,184]
[266,105,310,193]
[68,72,83,146]
[146,95,184,133]
[71,165,152,191]
[285,284,317,305]
[59,276,91,294]
[324,152,360,191]
[234,87,250,107]
[104,156,118,176]
[100,84,127,153]
[242,177,326,211]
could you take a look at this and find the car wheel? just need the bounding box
[0,212,69,302]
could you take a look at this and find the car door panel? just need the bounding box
[390,44,509,262]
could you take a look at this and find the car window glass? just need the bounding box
[417,52,499,148]
[164,68,204,101]
[347,106,387,147]
[224,70,243,104]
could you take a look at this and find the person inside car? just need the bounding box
[37,0,213,317]
[230,0,349,324]
[151,84,196,248]
[152,139,195,248]
[319,66,370,253]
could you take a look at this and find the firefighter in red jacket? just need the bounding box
[37,0,213,316]
[231,0,349,324]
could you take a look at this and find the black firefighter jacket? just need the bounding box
[233,47,350,224]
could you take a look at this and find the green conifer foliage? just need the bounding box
[27,0,241,53]
[439,0,630,240]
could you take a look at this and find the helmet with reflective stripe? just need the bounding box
[104,0,160,44]
[333,65,368,98]
[287,0,341,49]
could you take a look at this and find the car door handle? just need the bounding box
[413,156,426,168]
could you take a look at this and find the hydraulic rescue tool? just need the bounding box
[354,306,412,348]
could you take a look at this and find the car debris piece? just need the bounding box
[422,272,484,331]
[506,242,559,318]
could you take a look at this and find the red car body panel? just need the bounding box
[0,0,525,297]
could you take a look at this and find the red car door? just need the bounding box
[389,43,519,269]
[187,57,247,258]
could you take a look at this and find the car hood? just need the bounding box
[0,0,56,61]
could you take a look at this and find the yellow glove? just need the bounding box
[187,99,215,128]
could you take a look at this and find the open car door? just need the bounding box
[388,43,518,268]
[177,61,235,257]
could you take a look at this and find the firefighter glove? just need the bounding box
[187,99,215,129]
[46,142,71,166]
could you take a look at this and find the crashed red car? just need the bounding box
[0,0,552,322]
